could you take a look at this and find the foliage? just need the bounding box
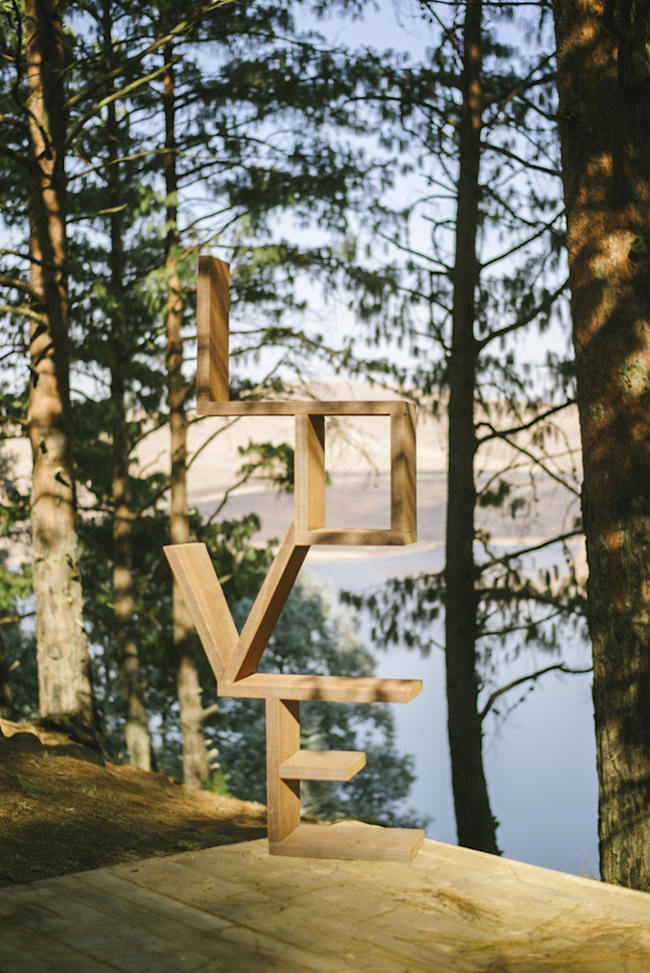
[79,501,272,761]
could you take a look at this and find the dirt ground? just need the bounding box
[0,719,267,888]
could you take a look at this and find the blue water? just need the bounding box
[307,551,599,878]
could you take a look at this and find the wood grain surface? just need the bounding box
[2,833,650,971]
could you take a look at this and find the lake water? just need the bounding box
[307,550,599,879]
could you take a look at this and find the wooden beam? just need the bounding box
[295,415,325,531]
[269,822,425,862]
[196,399,414,416]
[163,543,237,681]
[224,522,309,682]
[280,750,366,781]
[294,527,416,546]
[219,673,423,703]
[391,406,417,538]
[197,255,229,410]
[266,698,300,843]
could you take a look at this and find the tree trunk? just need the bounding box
[163,46,211,787]
[444,0,499,854]
[553,0,650,891]
[105,5,151,770]
[0,632,15,720]
[25,0,94,730]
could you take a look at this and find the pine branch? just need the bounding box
[186,416,242,475]
[0,302,46,324]
[482,57,556,114]
[476,399,575,444]
[516,92,558,123]
[0,248,40,265]
[479,212,564,272]
[478,529,583,574]
[67,59,182,147]
[477,278,568,349]
[375,229,453,273]
[479,662,593,721]
[495,436,581,497]
[0,140,32,170]
[0,275,39,299]
[476,606,567,639]
[0,610,35,626]
[64,0,230,111]
[481,140,560,178]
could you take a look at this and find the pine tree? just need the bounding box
[553,0,650,891]
[20,0,95,729]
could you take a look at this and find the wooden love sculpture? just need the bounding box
[164,257,424,862]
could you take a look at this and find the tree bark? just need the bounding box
[553,0,650,891]
[444,0,499,854]
[0,631,15,720]
[105,1,151,770]
[163,46,211,787]
[25,0,94,729]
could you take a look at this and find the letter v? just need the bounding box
[163,542,237,681]
[164,521,309,685]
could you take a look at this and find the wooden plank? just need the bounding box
[294,527,416,546]
[280,749,366,781]
[269,822,425,863]
[217,923,343,973]
[217,901,382,968]
[0,925,119,973]
[51,873,281,969]
[65,868,235,934]
[295,415,325,531]
[8,837,650,972]
[105,856,259,913]
[163,543,237,681]
[165,845,336,895]
[219,673,423,703]
[225,522,309,681]
[390,407,417,537]
[5,895,183,973]
[196,255,229,409]
[266,698,300,842]
[0,936,57,973]
[20,868,286,972]
[196,399,413,416]
[87,859,345,971]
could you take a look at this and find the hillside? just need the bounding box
[0,720,266,887]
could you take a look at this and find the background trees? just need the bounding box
[2,0,647,889]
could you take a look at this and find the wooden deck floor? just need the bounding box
[1,823,649,972]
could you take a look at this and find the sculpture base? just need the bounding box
[269,822,425,863]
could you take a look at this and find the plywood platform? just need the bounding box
[1,827,649,972]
